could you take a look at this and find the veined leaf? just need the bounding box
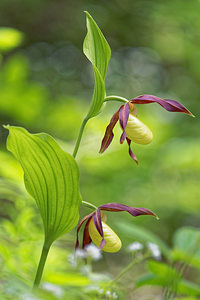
[83,11,111,119]
[86,64,105,119]
[84,11,111,80]
[5,126,81,245]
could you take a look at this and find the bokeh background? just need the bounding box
[0,0,199,299]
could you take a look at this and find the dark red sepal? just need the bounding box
[119,102,130,144]
[93,209,106,249]
[99,203,157,218]
[99,106,123,153]
[82,218,92,249]
[75,212,93,250]
[126,138,138,164]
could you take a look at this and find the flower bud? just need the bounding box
[125,113,153,145]
[88,219,122,253]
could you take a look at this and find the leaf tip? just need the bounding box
[84,11,91,19]
[3,124,10,130]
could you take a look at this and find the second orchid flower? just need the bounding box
[75,203,157,253]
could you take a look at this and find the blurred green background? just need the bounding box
[0,0,199,299]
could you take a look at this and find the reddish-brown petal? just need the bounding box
[92,209,106,249]
[75,212,94,250]
[119,102,130,144]
[99,106,123,153]
[99,203,157,218]
[126,138,138,164]
[82,218,92,249]
[130,95,193,116]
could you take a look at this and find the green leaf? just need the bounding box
[86,64,105,119]
[177,280,200,296]
[46,272,90,286]
[173,227,200,255]
[136,273,167,287]
[148,260,178,278]
[137,274,200,296]
[83,11,111,119]
[117,222,170,259]
[5,126,81,245]
[174,296,199,300]
[137,260,200,296]
[171,227,200,268]
[0,28,23,52]
[84,11,111,80]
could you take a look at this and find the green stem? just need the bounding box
[104,95,129,103]
[33,241,51,289]
[73,120,97,210]
[73,118,88,158]
[82,200,97,210]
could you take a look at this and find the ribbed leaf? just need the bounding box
[117,222,170,259]
[5,126,81,245]
[83,11,111,119]
[86,64,105,119]
[83,11,111,80]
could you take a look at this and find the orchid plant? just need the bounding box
[4,11,192,290]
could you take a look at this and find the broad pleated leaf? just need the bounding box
[83,11,111,119]
[5,126,81,245]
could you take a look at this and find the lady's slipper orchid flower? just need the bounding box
[75,203,157,253]
[100,95,193,163]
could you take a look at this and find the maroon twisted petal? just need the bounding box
[119,102,130,144]
[92,209,106,249]
[126,138,138,164]
[130,95,193,116]
[99,203,157,218]
[99,106,123,153]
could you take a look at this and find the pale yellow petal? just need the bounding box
[88,219,122,253]
[125,113,153,145]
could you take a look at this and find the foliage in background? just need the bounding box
[0,1,199,299]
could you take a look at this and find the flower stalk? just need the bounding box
[82,201,97,210]
[104,95,129,104]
